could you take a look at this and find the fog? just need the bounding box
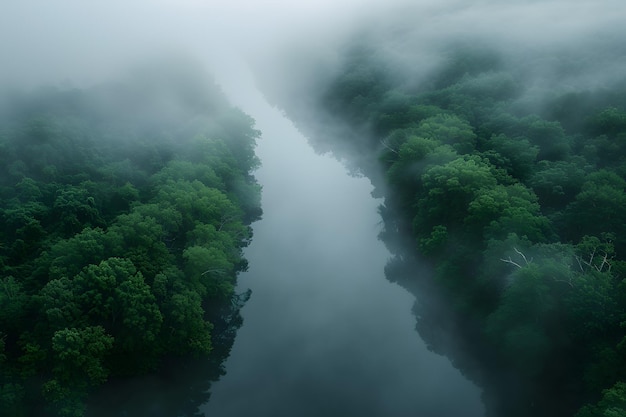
[2,1,625,416]
[198,58,484,416]
[243,0,626,121]
[3,1,624,96]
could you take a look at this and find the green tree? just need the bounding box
[105,212,171,279]
[155,179,244,239]
[42,227,108,282]
[150,160,223,190]
[52,186,103,236]
[0,276,27,332]
[587,107,626,138]
[485,133,539,181]
[528,159,587,210]
[413,114,477,154]
[0,58,262,416]
[43,326,113,417]
[577,381,626,417]
[523,117,571,161]
[38,277,83,332]
[465,183,550,242]
[73,258,162,357]
[163,288,213,356]
[50,326,113,387]
[485,262,558,377]
[415,155,497,233]
[386,133,438,189]
[564,171,626,253]
[183,245,234,298]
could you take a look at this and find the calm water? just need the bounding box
[202,59,484,417]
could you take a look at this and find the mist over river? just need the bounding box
[2,2,625,416]
[201,57,484,417]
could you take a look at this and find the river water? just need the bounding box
[201,59,485,417]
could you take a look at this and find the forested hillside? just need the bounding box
[264,42,626,416]
[0,62,262,416]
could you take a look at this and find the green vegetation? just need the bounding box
[312,45,626,416]
[0,64,261,416]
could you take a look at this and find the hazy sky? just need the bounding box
[0,0,375,87]
[2,1,624,416]
[2,0,623,90]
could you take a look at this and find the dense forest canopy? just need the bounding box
[0,60,262,416]
[2,1,625,416]
[254,21,626,417]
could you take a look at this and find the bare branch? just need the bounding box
[514,247,531,265]
[588,247,596,267]
[501,257,522,269]
[201,268,226,276]
[575,256,585,273]
[598,253,611,272]
[380,138,398,154]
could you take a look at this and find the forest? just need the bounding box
[2,4,625,416]
[0,61,262,416]
[263,41,626,416]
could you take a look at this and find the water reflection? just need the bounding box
[202,60,484,417]
[86,58,485,417]
[86,300,244,417]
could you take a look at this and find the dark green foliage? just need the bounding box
[307,42,626,417]
[0,66,261,416]
[576,382,626,417]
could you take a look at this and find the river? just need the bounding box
[201,58,485,417]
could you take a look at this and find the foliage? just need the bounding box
[306,43,626,417]
[576,382,626,417]
[0,65,261,416]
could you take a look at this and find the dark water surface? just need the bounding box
[201,60,485,417]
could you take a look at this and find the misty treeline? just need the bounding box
[267,42,626,415]
[0,62,262,416]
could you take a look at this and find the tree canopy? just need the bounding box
[287,42,626,417]
[0,63,262,416]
